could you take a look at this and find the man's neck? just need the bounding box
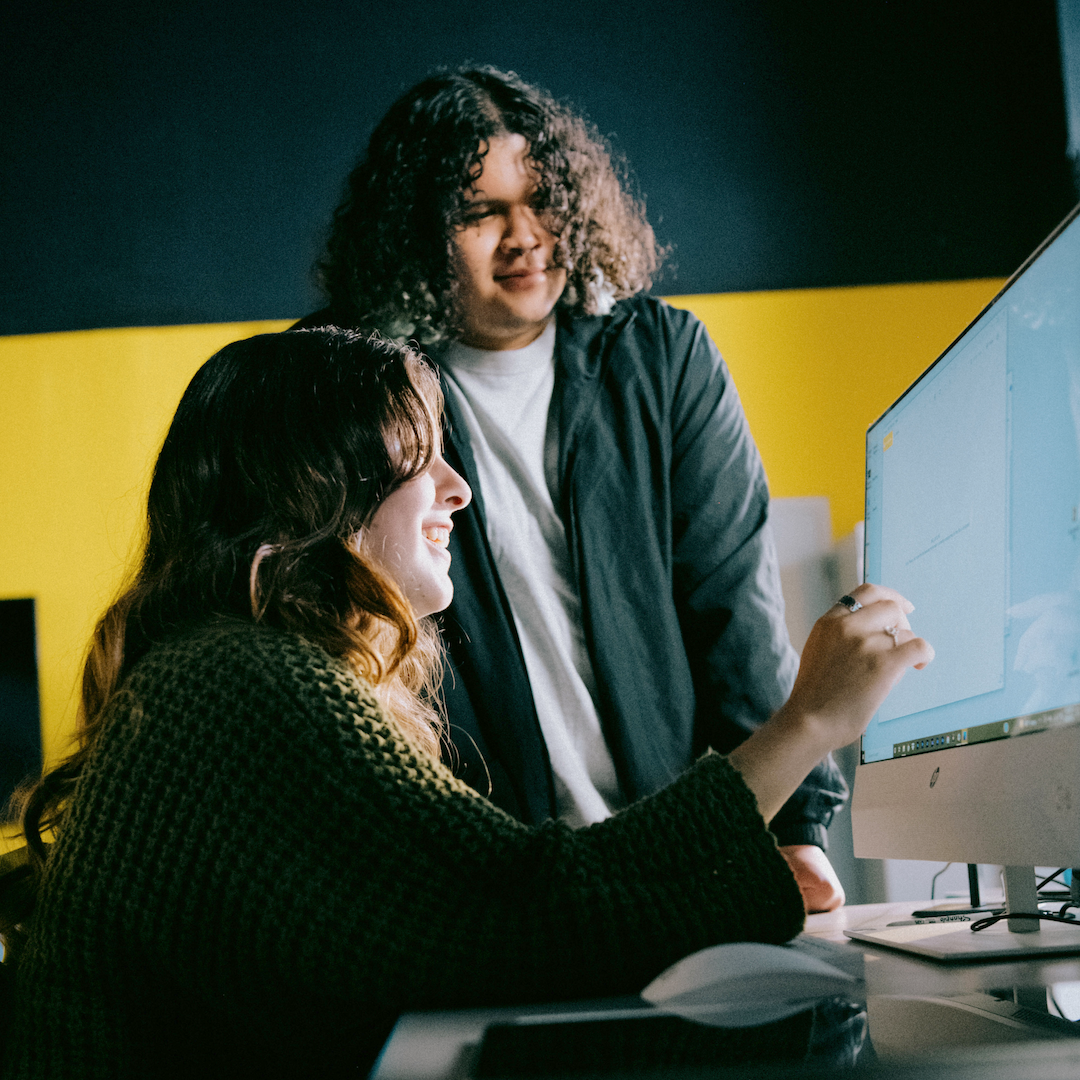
[456,317,553,353]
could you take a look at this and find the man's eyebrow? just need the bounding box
[461,198,508,215]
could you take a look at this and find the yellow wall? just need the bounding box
[669,278,1003,539]
[0,280,1002,850]
[1,320,290,851]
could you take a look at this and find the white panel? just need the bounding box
[770,496,835,653]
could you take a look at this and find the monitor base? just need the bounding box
[846,917,1080,963]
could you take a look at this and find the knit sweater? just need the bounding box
[3,621,804,1079]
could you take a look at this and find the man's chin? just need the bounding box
[459,310,557,351]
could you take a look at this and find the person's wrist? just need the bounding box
[769,700,836,761]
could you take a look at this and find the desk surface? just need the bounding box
[372,901,1080,1080]
[804,900,1080,998]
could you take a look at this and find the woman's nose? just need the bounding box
[435,459,471,510]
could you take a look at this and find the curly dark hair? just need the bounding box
[317,66,661,344]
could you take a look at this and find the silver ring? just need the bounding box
[884,625,899,645]
[837,595,862,613]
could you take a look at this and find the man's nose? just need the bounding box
[500,205,542,252]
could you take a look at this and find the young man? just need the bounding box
[299,66,849,910]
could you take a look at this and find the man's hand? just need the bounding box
[778,844,845,913]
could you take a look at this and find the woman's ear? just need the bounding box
[248,544,277,620]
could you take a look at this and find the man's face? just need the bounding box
[451,133,567,351]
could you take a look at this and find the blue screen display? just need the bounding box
[863,207,1080,764]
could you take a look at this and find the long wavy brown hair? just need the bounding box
[0,328,446,959]
[317,65,661,343]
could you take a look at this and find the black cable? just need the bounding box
[1037,867,1068,891]
[971,910,1080,932]
[929,863,952,900]
[967,863,981,909]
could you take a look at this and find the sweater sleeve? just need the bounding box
[14,622,804,1077]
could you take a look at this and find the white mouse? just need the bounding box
[641,941,858,1028]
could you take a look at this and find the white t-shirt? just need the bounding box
[441,321,626,827]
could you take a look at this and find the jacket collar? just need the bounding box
[435,301,638,517]
[554,302,636,383]
[551,303,637,498]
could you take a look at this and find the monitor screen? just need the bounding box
[862,204,1080,767]
[0,597,42,807]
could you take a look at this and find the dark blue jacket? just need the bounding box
[432,296,847,847]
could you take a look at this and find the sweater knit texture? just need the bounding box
[3,621,804,1078]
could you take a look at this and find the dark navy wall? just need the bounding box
[3,0,1075,336]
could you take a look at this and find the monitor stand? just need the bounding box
[845,866,1080,963]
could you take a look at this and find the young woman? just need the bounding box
[0,329,930,1078]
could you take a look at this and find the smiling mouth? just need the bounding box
[423,526,450,546]
[495,266,548,280]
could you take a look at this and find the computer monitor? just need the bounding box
[851,203,1080,928]
[0,598,42,810]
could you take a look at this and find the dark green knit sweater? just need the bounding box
[3,621,804,1078]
